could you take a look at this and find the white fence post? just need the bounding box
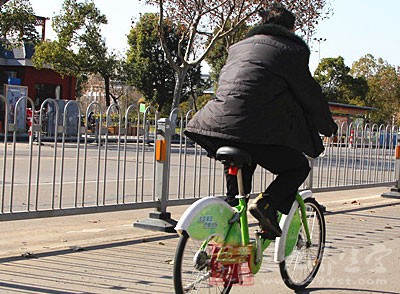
[133,117,177,232]
[305,158,314,190]
[382,132,400,198]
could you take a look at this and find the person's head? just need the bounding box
[258,2,295,31]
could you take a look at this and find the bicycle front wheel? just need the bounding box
[279,198,326,291]
[173,231,233,294]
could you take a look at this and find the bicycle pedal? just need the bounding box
[228,212,240,224]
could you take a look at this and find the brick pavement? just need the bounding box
[0,186,399,293]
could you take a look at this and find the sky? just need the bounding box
[29,0,400,73]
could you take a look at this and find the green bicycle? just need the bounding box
[173,146,326,293]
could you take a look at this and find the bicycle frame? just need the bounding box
[296,193,312,245]
[175,180,314,277]
[203,191,313,275]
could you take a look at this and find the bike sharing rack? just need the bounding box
[382,128,400,199]
[133,116,178,233]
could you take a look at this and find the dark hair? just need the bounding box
[258,2,295,30]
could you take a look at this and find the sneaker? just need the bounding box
[248,194,282,238]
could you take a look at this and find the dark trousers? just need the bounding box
[185,133,311,214]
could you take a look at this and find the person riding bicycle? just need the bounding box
[184,3,337,239]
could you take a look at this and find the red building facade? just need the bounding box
[0,42,76,127]
[1,65,76,105]
[21,66,76,105]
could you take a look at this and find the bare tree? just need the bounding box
[143,0,331,112]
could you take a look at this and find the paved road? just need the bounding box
[0,186,399,293]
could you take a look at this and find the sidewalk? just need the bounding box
[0,186,399,293]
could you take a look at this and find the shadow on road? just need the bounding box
[298,287,399,294]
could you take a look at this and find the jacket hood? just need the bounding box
[246,24,310,54]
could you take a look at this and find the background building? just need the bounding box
[0,41,76,132]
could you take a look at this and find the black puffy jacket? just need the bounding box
[185,24,337,158]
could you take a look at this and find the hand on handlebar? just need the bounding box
[321,122,338,137]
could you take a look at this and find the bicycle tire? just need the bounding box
[173,231,233,294]
[279,197,326,291]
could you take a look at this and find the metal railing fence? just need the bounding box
[0,95,398,221]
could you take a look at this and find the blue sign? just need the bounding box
[8,77,21,85]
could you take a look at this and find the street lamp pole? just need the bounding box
[313,37,327,62]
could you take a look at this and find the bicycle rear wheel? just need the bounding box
[279,198,325,291]
[173,231,233,294]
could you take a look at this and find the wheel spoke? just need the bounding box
[174,235,233,293]
[183,271,211,292]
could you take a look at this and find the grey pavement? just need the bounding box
[0,186,399,293]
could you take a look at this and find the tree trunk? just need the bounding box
[171,65,190,111]
[104,76,111,106]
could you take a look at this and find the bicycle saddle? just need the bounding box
[215,146,252,168]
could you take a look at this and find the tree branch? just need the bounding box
[158,0,180,71]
